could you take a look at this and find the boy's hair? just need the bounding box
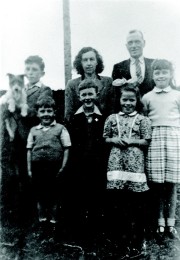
[78,79,98,93]
[151,59,175,88]
[25,55,45,71]
[73,47,104,75]
[119,83,144,113]
[35,96,55,110]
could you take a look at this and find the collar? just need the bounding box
[119,111,138,116]
[75,105,102,115]
[130,56,144,64]
[26,81,42,90]
[154,86,171,93]
[36,120,56,129]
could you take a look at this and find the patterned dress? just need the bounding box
[103,112,151,192]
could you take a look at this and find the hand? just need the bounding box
[28,170,32,178]
[57,167,65,178]
[111,137,127,147]
[9,131,15,142]
[58,168,64,174]
[112,78,127,86]
[122,138,137,146]
[121,137,131,146]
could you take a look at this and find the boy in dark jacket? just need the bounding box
[68,79,107,242]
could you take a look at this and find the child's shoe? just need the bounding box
[156,226,165,243]
[38,217,47,224]
[50,219,57,224]
[156,226,165,238]
[167,227,180,240]
[129,247,142,259]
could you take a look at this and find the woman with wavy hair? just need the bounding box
[65,47,115,122]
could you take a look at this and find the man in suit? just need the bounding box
[112,30,154,97]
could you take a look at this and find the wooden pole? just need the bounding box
[63,0,72,86]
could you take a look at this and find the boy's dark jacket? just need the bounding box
[67,108,107,189]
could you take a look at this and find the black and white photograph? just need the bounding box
[1,0,180,259]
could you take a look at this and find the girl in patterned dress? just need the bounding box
[103,83,151,257]
[142,59,180,240]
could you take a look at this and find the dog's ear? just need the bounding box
[18,74,25,80]
[17,75,25,86]
[7,73,15,79]
[7,73,15,86]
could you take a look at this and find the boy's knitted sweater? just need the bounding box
[28,123,65,161]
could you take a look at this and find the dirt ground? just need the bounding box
[1,206,180,260]
[1,226,180,260]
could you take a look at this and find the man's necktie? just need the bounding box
[135,59,143,84]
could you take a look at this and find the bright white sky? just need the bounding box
[1,0,180,90]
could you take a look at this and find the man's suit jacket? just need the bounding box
[65,75,115,122]
[112,58,154,97]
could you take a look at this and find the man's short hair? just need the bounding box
[25,55,45,71]
[127,30,144,40]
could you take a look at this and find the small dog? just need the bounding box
[0,74,28,141]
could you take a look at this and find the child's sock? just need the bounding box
[167,218,175,227]
[158,218,165,227]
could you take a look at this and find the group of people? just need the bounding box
[1,29,180,258]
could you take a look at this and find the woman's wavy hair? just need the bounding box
[119,83,144,113]
[73,47,104,75]
[151,59,176,89]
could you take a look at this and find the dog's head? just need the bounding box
[7,73,25,102]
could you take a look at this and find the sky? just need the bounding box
[1,0,180,90]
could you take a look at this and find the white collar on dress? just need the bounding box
[118,111,138,116]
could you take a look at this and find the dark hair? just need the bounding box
[151,59,175,88]
[78,79,98,93]
[119,83,144,113]
[73,47,104,75]
[25,55,45,71]
[35,96,55,110]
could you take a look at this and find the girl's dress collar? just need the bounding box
[154,86,171,93]
[119,111,138,116]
